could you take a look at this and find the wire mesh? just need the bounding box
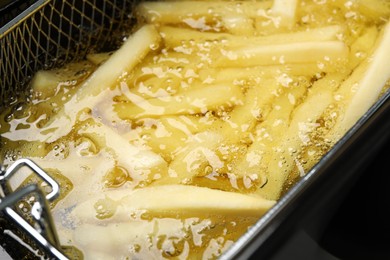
[0,0,139,258]
[0,0,139,109]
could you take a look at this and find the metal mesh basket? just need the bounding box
[0,0,139,109]
[0,0,139,258]
[2,1,390,260]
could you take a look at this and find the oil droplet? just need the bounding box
[94,197,117,220]
[104,166,131,188]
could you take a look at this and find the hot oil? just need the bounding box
[1,0,390,259]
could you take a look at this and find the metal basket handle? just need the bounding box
[0,158,68,260]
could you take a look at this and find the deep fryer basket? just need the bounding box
[1,0,390,259]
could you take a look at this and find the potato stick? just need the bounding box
[41,25,161,142]
[71,185,276,222]
[236,74,344,200]
[160,26,237,47]
[160,25,344,48]
[220,78,282,139]
[214,41,349,67]
[74,25,161,101]
[132,74,184,98]
[86,51,113,66]
[154,51,200,66]
[232,83,309,178]
[137,115,220,159]
[154,131,223,184]
[221,15,254,35]
[156,79,282,184]
[260,90,334,200]
[338,21,390,132]
[358,0,390,19]
[72,222,176,257]
[137,1,272,24]
[134,128,187,159]
[331,0,390,20]
[198,65,323,84]
[156,77,293,183]
[349,26,378,69]
[78,119,168,179]
[31,61,94,100]
[30,70,67,99]
[123,53,202,90]
[137,115,218,135]
[271,0,298,28]
[115,83,244,119]
[133,116,209,157]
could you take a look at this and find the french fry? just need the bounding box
[331,0,390,21]
[78,119,168,179]
[86,51,113,65]
[42,25,161,142]
[160,25,344,48]
[74,25,161,101]
[30,61,94,100]
[72,222,176,258]
[231,80,309,177]
[115,83,244,119]
[271,0,298,28]
[221,15,255,35]
[257,73,348,200]
[358,0,390,19]
[137,1,272,24]
[214,41,349,67]
[152,79,281,185]
[337,21,390,132]
[348,26,379,69]
[162,131,223,184]
[258,91,334,200]
[132,115,220,159]
[220,78,282,138]
[71,184,276,222]
[198,64,326,84]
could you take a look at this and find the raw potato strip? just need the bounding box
[137,1,272,24]
[259,93,334,200]
[221,78,283,139]
[72,222,180,258]
[198,64,325,84]
[221,15,254,35]
[156,79,282,185]
[358,0,390,19]
[42,25,161,142]
[86,52,113,66]
[231,83,308,179]
[77,119,167,189]
[115,83,244,119]
[214,41,349,67]
[71,184,276,222]
[78,121,166,171]
[133,116,220,157]
[331,0,390,20]
[254,74,345,200]
[160,25,344,48]
[74,25,161,101]
[338,21,390,132]
[159,131,223,184]
[271,0,298,28]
